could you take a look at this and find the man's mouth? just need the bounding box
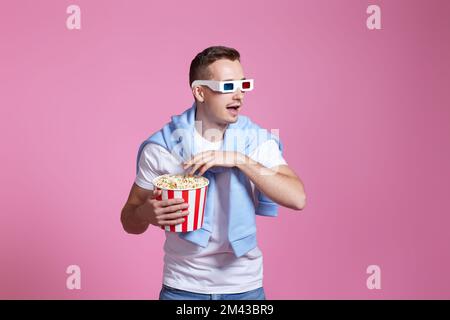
[226,104,241,111]
[226,105,240,117]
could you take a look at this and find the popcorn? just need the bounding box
[153,174,209,190]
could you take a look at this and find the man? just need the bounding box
[121,46,306,300]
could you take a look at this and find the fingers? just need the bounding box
[150,189,190,227]
[159,202,190,214]
[157,209,190,226]
[184,151,214,167]
[158,198,187,208]
[187,155,215,176]
[159,217,187,226]
[151,189,162,199]
[160,210,190,221]
[196,160,215,176]
[183,151,215,171]
[148,188,192,227]
[153,203,189,221]
[151,190,185,208]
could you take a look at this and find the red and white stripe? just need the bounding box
[158,186,208,232]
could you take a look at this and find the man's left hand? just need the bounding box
[182,151,247,176]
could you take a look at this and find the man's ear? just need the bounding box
[192,86,205,103]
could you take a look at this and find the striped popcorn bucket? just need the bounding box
[153,175,209,232]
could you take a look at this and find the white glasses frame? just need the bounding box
[191,79,254,93]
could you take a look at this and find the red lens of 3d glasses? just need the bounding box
[242,81,251,89]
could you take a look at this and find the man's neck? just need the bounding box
[195,104,227,142]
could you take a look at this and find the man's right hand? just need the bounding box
[136,189,190,227]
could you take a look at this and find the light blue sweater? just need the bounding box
[136,102,283,257]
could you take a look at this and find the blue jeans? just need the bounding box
[159,284,266,300]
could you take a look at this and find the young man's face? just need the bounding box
[196,59,246,125]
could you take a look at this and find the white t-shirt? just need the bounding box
[135,128,287,294]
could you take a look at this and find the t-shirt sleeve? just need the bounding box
[135,143,182,190]
[248,139,287,169]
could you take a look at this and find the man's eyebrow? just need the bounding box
[222,77,246,81]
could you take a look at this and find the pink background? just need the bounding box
[1,0,449,299]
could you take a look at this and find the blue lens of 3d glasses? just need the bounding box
[223,83,234,91]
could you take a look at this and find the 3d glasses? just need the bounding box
[191,79,254,93]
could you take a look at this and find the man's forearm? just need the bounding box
[121,204,150,234]
[236,156,306,210]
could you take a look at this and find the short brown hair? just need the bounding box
[189,46,241,86]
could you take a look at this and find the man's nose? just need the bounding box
[233,89,244,100]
